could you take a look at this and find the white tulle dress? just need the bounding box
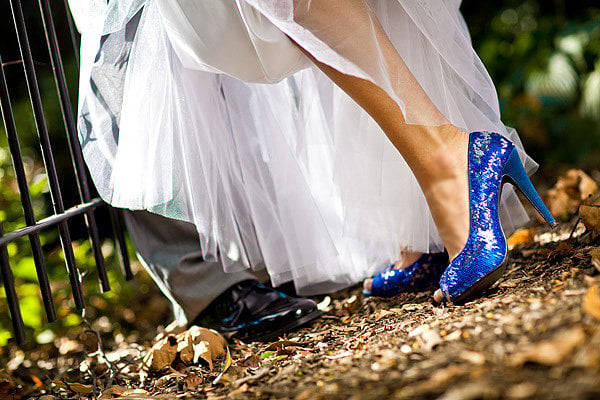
[69,0,534,294]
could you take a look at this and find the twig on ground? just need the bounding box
[568,217,581,242]
[231,367,271,388]
[80,316,123,394]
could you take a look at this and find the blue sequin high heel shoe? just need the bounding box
[364,252,449,297]
[438,131,557,304]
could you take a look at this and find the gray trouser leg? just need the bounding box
[123,210,267,324]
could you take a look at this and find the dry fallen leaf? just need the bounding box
[143,335,178,371]
[143,326,227,371]
[505,383,537,399]
[413,364,471,393]
[409,325,442,352]
[53,381,93,394]
[187,325,227,369]
[420,329,443,351]
[509,326,586,366]
[376,309,398,320]
[438,381,500,400]
[442,330,463,342]
[590,247,600,273]
[325,351,353,360]
[402,303,427,312]
[98,385,128,399]
[580,205,600,234]
[115,388,177,399]
[228,383,251,397]
[183,373,203,390]
[459,350,486,365]
[545,169,598,218]
[507,228,537,249]
[317,296,332,311]
[547,242,575,262]
[114,389,179,399]
[121,389,150,395]
[344,295,360,313]
[153,320,187,343]
[154,372,185,389]
[583,285,600,320]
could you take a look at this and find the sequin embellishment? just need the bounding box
[368,252,449,297]
[438,131,513,303]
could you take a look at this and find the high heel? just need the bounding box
[438,131,557,304]
[364,252,449,297]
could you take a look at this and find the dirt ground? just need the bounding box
[2,183,600,399]
[214,220,600,400]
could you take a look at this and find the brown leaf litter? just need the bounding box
[545,169,598,219]
[3,169,600,400]
[508,326,586,366]
[580,203,600,235]
[142,324,227,371]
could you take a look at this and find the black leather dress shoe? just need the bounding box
[190,280,321,342]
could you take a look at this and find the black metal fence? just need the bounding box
[1,0,132,344]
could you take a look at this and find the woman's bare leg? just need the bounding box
[309,57,469,257]
[288,1,470,297]
[315,60,468,295]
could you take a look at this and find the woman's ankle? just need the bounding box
[418,128,470,260]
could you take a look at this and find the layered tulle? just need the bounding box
[70,0,533,294]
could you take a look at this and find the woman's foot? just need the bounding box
[362,124,471,300]
[410,124,470,301]
[363,251,424,293]
[402,124,471,302]
[363,251,449,297]
[434,131,556,303]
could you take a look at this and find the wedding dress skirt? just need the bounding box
[70,0,534,294]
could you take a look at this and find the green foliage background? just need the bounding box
[463,0,600,168]
[1,1,600,346]
[0,2,147,347]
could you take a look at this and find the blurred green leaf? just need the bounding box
[526,53,578,101]
[19,284,43,329]
[0,331,12,347]
[64,313,82,327]
[29,174,49,197]
[14,257,39,282]
[580,64,600,120]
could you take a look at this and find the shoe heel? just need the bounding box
[503,148,558,228]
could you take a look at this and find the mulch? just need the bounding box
[2,216,600,399]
